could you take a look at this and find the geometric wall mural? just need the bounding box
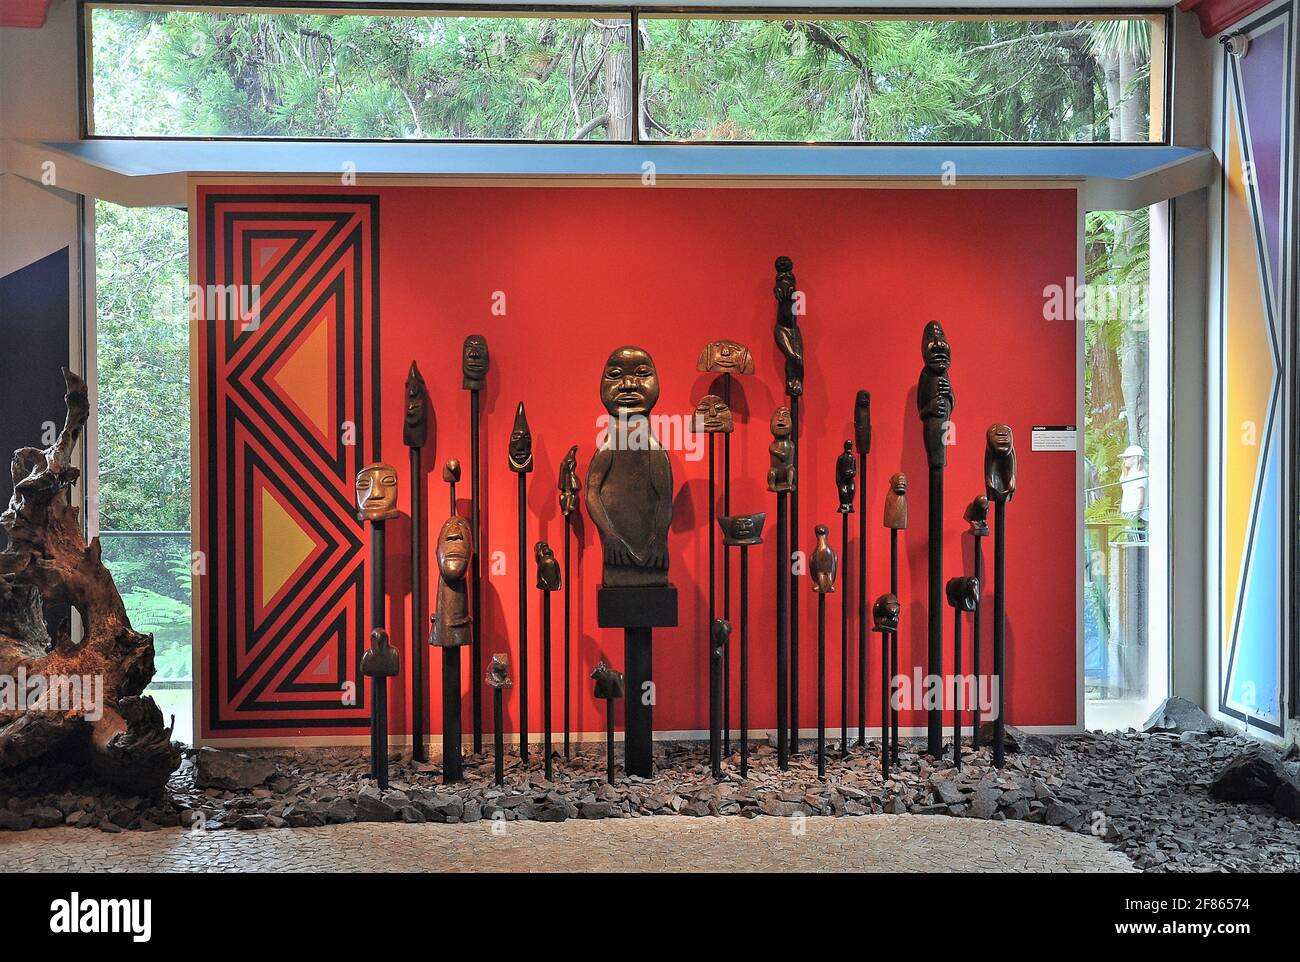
[194,191,380,738]
[1216,5,1293,733]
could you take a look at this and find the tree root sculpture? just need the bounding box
[0,368,180,796]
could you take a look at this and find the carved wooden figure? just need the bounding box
[486,653,511,786]
[693,394,734,434]
[884,472,908,530]
[853,390,871,748]
[873,592,900,781]
[965,494,990,748]
[431,516,474,649]
[697,339,756,376]
[463,335,489,754]
[810,524,837,593]
[557,445,581,517]
[585,346,673,588]
[718,512,766,546]
[985,424,1017,503]
[355,463,399,521]
[916,320,955,469]
[508,403,534,474]
[985,424,1016,768]
[835,440,856,514]
[766,406,796,493]
[462,333,489,391]
[535,540,561,778]
[773,256,804,397]
[592,660,626,785]
[404,362,430,761]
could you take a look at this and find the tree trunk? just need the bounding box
[0,369,180,796]
[602,19,632,141]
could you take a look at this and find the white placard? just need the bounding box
[1031,425,1078,452]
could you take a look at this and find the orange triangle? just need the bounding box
[270,309,334,443]
[259,485,320,611]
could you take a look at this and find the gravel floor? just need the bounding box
[0,814,1134,873]
[3,728,1298,873]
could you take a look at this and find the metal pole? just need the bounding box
[409,446,425,762]
[442,647,462,782]
[994,501,1007,768]
[710,639,722,780]
[880,629,890,780]
[370,522,388,789]
[543,591,553,781]
[890,527,899,763]
[518,472,528,763]
[564,517,572,761]
[740,543,750,780]
[707,431,717,773]
[789,395,800,754]
[776,491,789,770]
[606,698,616,785]
[722,374,732,756]
[972,533,984,749]
[857,454,867,748]
[470,390,483,754]
[493,686,504,787]
[841,511,850,758]
[953,601,962,771]
[817,590,827,779]
[927,465,943,756]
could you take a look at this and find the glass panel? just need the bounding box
[639,16,1159,143]
[95,200,193,744]
[1083,204,1169,730]
[88,5,633,140]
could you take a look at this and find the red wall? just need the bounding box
[198,183,1080,741]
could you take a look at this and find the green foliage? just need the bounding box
[90,9,1152,143]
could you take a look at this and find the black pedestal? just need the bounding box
[598,584,678,778]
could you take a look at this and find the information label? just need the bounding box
[1031,425,1078,452]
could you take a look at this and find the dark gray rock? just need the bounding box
[1142,696,1221,735]
[355,787,400,822]
[1272,769,1300,820]
[1210,745,1286,803]
[975,723,1059,756]
[235,813,268,830]
[194,747,277,790]
[929,776,965,806]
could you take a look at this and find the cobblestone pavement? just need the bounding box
[0,814,1134,873]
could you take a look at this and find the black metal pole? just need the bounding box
[789,395,800,754]
[857,455,867,748]
[470,390,483,754]
[722,374,732,756]
[880,629,890,780]
[518,472,529,763]
[953,601,962,770]
[972,532,984,749]
[409,446,425,762]
[710,640,722,781]
[817,590,827,779]
[890,528,900,763]
[542,591,553,781]
[442,647,462,782]
[624,627,653,776]
[370,522,388,789]
[776,491,789,770]
[927,465,943,756]
[840,511,850,758]
[994,501,1007,768]
[707,431,717,772]
[739,543,750,780]
[563,517,572,761]
[606,698,616,785]
[493,687,504,786]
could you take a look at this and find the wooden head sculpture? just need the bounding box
[462,334,489,391]
[403,361,429,448]
[535,540,561,592]
[884,472,908,530]
[984,424,1017,503]
[356,463,399,522]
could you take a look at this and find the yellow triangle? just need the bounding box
[1221,103,1278,653]
[261,487,317,607]
[272,314,331,440]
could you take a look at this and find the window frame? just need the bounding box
[77,1,1174,146]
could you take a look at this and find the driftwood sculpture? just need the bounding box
[0,369,180,794]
